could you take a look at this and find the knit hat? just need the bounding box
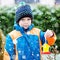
[15,4,33,23]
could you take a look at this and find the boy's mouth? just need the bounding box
[23,25,29,29]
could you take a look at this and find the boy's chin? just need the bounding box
[24,27,28,30]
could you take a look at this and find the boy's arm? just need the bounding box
[40,31,46,45]
[3,35,15,60]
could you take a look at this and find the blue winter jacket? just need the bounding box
[4,24,46,60]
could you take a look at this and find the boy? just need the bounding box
[4,4,56,60]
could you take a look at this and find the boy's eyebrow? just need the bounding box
[21,17,31,20]
[21,18,25,20]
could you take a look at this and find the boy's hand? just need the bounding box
[44,29,56,45]
[44,29,54,39]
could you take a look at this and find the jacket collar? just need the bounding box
[14,24,34,34]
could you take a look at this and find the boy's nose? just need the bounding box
[24,20,28,23]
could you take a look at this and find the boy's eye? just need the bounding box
[21,19,24,21]
[20,17,31,22]
[21,19,31,21]
[28,19,31,20]
[21,19,25,21]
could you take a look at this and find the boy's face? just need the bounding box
[18,17,32,29]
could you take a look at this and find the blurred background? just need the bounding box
[0,0,60,60]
